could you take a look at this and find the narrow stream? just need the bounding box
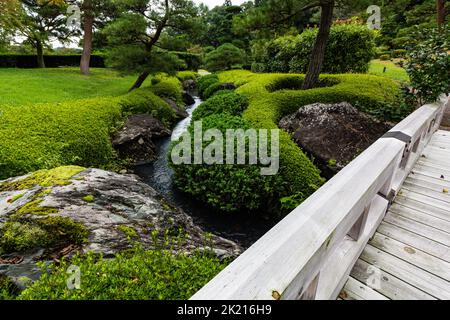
[134,96,276,248]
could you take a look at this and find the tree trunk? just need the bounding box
[80,0,94,75]
[129,70,151,92]
[437,0,445,28]
[302,0,334,90]
[36,40,45,68]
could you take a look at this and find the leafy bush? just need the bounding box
[169,114,285,212]
[118,89,176,126]
[261,25,376,74]
[18,247,227,300]
[216,70,403,210]
[197,74,219,98]
[204,43,246,72]
[379,54,390,61]
[192,92,249,121]
[405,26,450,104]
[176,71,199,81]
[171,51,203,71]
[148,76,184,105]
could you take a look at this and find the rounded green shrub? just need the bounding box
[198,74,219,98]
[148,77,183,105]
[169,114,285,213]
[263,25,376,74]
[192,92,249,121]
[379,54,390,61]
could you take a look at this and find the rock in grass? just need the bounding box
[279,102,391,178]
[112,114,171,165]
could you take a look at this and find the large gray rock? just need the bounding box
[0,168,242,285]
[279,102,391,177]
[182,79,196,91]
[163,97,188,119]
[112,114,171,165]
[182,90,195,106]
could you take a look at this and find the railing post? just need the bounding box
[347,204,371,241]
[299,273,320,300]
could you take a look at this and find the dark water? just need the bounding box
[134,97,276,248]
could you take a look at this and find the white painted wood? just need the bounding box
[191,138,405,300]
[402,182,450,204]
[384,211,450,247]
[316,196,388,299]
[407,172,450,188]
[395,196,450,222]
[191,98,449,300]
[360,245,450,299]
[405,176,450,194]
[389,203,450,231]
[340,277,388,300]
[350,259,436,300]
[369,233,450,281]
[396,188,450,213]
[377,221,450,262]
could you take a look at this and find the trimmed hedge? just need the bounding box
[192,92,249,121]
[216,70,403,206]
[169,114,285,212]
[0,76,183,179]
[148,76,184,106]
[261,25,376,74]
[0,55,105,68]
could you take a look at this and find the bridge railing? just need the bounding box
[191,95,449,300]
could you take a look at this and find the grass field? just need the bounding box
[368,59,409,82]
[0,68,152,105]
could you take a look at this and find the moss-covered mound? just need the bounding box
[0,77,184,180]
[213,70,403,209]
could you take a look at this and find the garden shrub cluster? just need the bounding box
[170,114,285,212]
[197,73,236,99]
[191,92,249,121]
[206,70,404,212]
[257,25,376,74]
[148,76,184,106]
[0,76,184,180]
[17,246,227,300]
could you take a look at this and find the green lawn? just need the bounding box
[0,68,152,105]
[368,59,409,82]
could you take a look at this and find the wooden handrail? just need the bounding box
[191,95,449,300]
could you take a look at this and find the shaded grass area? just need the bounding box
[0,68,151,105]
[368,59,409,82]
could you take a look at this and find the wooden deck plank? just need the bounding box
[377,221,450,262]
[339,277,388,300]
[400,183,450,206]
[390,201,450,228]
[350,259,436,300]
[360,245,450,299]
[384,211,450,247]
[342,130,450,300]
[396,189,450,214]
[369,233,450,281]
[395,196,450,222]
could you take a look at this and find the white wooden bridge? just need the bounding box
[192,95,450,300]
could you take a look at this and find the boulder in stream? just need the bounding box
[112,114,171,165]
